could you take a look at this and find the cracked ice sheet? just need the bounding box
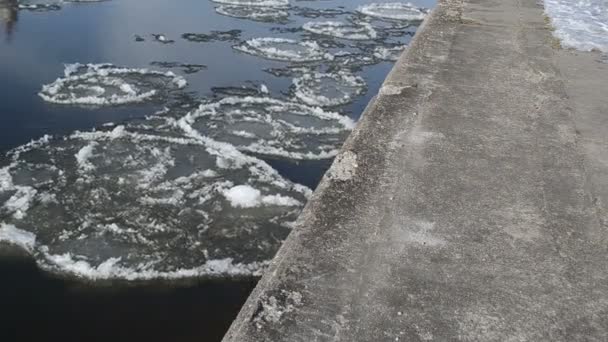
[0,126,310,281]
[173,96,356,160]
[39,63,187,106]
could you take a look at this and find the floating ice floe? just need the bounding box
[175,96,356,159]
[210,0,288,7]
[181,30,242,43]
[373,45,406,61]
[544,0,608,53]
[292,7,350,19]
[18,0,108,10]
[293,71,366,107]
[234,37,333,62]
[149,62,207,74]
[18,0,61,11]
[303,21,378,40]
[215,5,289,22]
[357,3,427,21]
[0,126,310,280]
[152,34,175,44]
[39,63,187,106]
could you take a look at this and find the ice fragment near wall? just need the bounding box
[0,127,310,280]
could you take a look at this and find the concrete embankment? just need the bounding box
[223,0,608,340]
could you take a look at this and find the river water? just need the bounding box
[0,0,434,340]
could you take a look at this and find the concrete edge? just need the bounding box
[221,1,459,340]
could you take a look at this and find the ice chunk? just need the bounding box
[210,0,288,7]
[303,21,378,40]
[0,128,310,280]
[39,63,187,106]
[357,3,428,21]
[544,0,608,52]
[151,34,175,44]
[176,96,356,160]
[223,185,302,208]
[293,70,367,107]
[373,45,406,61]
[215,5,289,23]
[234,37,333,62]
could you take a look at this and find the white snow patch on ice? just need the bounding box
[223,185,262,208]
[223,185,302,208]
[75,142,97,171]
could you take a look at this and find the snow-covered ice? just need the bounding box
[39,63,187,106]
[293,70,367,107]
[0,127,310,280]
[234,38,334,62]
[175,96,356,159]
[544,0,608,52]
[303,21,378,40]
[357,3,428,21]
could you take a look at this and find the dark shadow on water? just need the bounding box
[0,256,257,342]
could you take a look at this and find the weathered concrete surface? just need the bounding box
[223,0,608,341]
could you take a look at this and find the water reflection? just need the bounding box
[0,0,17,41]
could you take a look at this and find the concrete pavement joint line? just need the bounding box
[223,0,608,340]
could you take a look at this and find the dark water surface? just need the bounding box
[0,0,434,340]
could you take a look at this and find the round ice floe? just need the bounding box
[234,38,333,62]
[39,63,187,106]
[303,21,377,40]
[210,0,288,7]
[215,5,289,22]
[0,127,309,281]
[373,45,406,61]
[176,96,356,160]
[357,3,427,21]
[293,71,366,107]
